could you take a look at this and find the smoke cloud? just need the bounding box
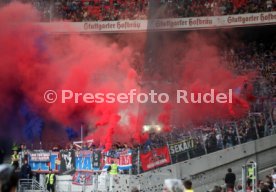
[0,2,253,149]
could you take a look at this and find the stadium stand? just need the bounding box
[1,1,275,192]
[3,0,276,22]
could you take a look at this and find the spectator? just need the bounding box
[20,159,32,179]
[19,144,28,167]
[6,0,275,22]
[211,185,223,192]
[264,175,273,190]
[259,181,270,192]
[224,168,236,190]
[206,132,217,153]
[183,180,194,192]
[236,184,243,192]
[271,168,276,188]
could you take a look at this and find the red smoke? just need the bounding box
[172,33,251,124]
[0,2,253,148]
[0,2,141,147]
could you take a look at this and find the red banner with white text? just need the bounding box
[102,150,132,170]
[140,146,171,171]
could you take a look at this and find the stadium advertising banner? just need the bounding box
[72,171,93,185]
[103,150,133,170]
[60,150,75,173]
[75,150,93,171]
[168,139,195,156]
[40,12,276,33]
[29,151,60,173]
[140,146,171,171]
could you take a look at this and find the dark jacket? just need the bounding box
[20,164,32,179]
[225,172,236,185]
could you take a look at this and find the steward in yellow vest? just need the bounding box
[11,150,19,170]
[247,166,255,187]
[46,169,56,192]
[108,160,118,175]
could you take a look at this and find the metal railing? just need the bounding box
[18,178,48,192]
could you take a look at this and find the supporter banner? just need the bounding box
[29,151,50,162]
[118,150,132,170]
[30,152,60,173]
[39,12,276,33]
[92,151,101,170]
[140,146,171,171]
[168,139,195,156]
[72,171,93,185]
[75,150,93,171]
[102,156,119,170]
[60,150,75,173]
[103,150,132,170]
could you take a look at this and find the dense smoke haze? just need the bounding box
[0,2,255,149]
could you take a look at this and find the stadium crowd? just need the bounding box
[3,0,276,22]
[4,37,275,168]
[1,49,275,192]
[0,1,275,191]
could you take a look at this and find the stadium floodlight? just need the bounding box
[143,125,150,132]
[143,124,163,133]
[155,125,162,132]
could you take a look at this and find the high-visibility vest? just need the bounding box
[247,167,255,179]
[109,164,118,175]
[12,154,18,159]
[11,154,19,163]
[46,174,55,185]
[186,189,194,192]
